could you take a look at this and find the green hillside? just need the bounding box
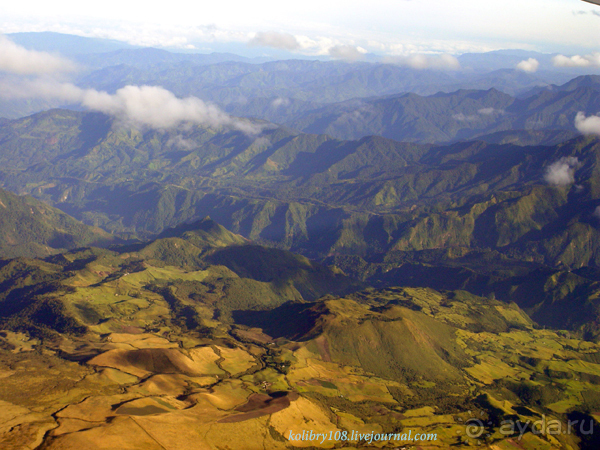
[0,218,361,339]
[286,78,600,143]
[0,187,117,258]
[1,109,600,269]
[329,248,600,339]
[3,109,600,338]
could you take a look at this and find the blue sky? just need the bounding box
[0,0,599,56]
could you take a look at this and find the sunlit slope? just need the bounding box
[1,261,599,449]
[0,187,117,258]
[369,257,600,337]
[0,218,361,339]
[233,287,600,449]
[235,287,532,384]
[154,217,247,248]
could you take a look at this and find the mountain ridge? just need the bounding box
[0,187,118,258]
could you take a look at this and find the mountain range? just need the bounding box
[2,107,600,338]
[0,108,598,262]
[2,32,595,122]
[285,76,600,143]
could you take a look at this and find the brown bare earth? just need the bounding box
[119,326,144,334]
[231,328,273,344]
[116,405,169,416]
[218,392,299,423]
[88,348,215,377]
[45,416,166,450]
[313,335,332,362]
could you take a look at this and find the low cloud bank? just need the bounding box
[453,108,504,122]
[478,107,504,115]
[84,85,260,131]
[0,78,82,101]
[383,53,460,70]
[100,86,259,132]
[552,52,600,68]
[271,97,290,108]
[0,78,259,133]
[544,157,581,186]
[452,113,478,122]
[0,36,260,133]
[0,35,76,75]
[249,32,300,51]
[328,45,366,61]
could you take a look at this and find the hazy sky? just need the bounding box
[1,0,599,56]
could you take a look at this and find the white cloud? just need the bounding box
[516,58,539,73]
[0,35,76,74]
[252,137,271,147]
[167,135,196,150]
[328,44,366,61]
[383,53,460,70]
[478,107,504,115]
[367,40,386,51]
[63,22,245,49]
[271,97,290,108]
[83,85,261,133]
[249,31,300,50]
[552,52,600,68]
[544,156,581,186]
[453,113,478,122]
[0,37,258,133]
[333,105,376,125]
[575,112,600,135]
[3,0,600,58]
[478,108,495,115]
